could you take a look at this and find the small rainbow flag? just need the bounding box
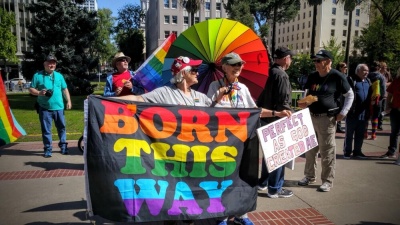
[134,33,176,91]
[0,73,26,146]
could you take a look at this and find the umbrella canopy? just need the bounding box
[161,18,269,99]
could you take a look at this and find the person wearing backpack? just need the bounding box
[343,64,372,159]
[365,61,386,140]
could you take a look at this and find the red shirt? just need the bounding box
[387,78,400,109]
[112,70,132,96]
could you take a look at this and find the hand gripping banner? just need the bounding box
[85,96,260,222]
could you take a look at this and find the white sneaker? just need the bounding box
[318,182,332,192]
[257,185,268,191]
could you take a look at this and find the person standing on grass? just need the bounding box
[103,52,145,97]
[29,54,72,158]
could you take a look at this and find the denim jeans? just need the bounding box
[388,108,400,154]
[258,158,285,194]
[344,117,368,154]
[38,107,67,152]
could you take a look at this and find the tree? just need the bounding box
[354,0,400,68]
[114,4,145,69]
[179,0,205,26]
[23,0,98,80]
[0,8,18,76]
[322,37,345,68]
[92,9,116,70]
[307,0,323,55]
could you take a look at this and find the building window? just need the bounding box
[332,0,337,4]
[283,28,285,34]
[164,30,170,38]
[205,2,211,10]
[301,42,304,49]
[171,0,177,8]
[303,23,305,29]
[172,31,178,36]
[343,30,347,36]
[304,2,306,9]
[308,31,310,38]
[184,16,189,24]
[296,43,299,50]
[287,36,289,41]
[344,19,347,26]
[205,17,210,20]
[344,11,348,15]
[307,42,310,48]
[303,12,306,19]
[309,11,312,17]
[297,14,300,20]
[287,27,289,32]
[297,33,299,40]
[332,18,336,26]
[297,24,299,30]
[309,21,311,28]
[342,40,346,47]
[164,0,169,8]
[164,15,170,24]
[332,8,336,15]
[331,29,335,36]
[355,19,360,27]
[356,9,360,16]
[302,33,304,39]
[292,25,294,31]
[292,35,294,41]
[172,15,177,24]
[278,37,280,43]
[278,29,280,35]
[355,30,359,36]
[216,3,221,10]
[195,17,199,23]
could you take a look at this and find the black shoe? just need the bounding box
[377,127,383,131]
[336,129,345,133]
[353,152,367,159]
[343,153,351,159]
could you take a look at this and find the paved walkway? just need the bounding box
[1,121,399,225]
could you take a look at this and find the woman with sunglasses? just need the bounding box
[207,52,291,225]
[103,52,145,97]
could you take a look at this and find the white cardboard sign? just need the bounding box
[257,108,318,173]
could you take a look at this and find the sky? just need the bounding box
[97,0,141,17]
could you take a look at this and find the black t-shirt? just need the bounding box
[305,69,351,114]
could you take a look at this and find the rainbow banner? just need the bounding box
[0,74,26,146]
[134,33,176,91]
[85,96,260,222]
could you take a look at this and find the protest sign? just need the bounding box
[257,108,318,173]
[85,96,260,222]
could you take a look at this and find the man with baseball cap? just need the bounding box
[297,49,354,192]
[103,52,145,96]
[257,46,295,198]
[29,54,72,158]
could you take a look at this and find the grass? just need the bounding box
[7,82,104,142]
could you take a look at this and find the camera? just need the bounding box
[45,89,53,97]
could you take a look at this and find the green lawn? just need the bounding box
[7,83,104,142]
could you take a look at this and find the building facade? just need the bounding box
[267,0,370,55]
[73,0,98,11]
[143,0,227,56]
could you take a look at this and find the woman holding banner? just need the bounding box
[207,52,292,225]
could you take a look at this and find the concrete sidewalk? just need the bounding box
[1,120,399,225]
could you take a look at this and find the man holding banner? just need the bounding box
[297,50,354,192]
[256,46,295,198]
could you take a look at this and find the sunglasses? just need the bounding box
[229,62,243,67]
[190,68,199,73]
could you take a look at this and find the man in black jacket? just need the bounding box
[257,46,294,198]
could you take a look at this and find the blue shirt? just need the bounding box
[347,76,372,120]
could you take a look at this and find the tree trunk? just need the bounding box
[271,5,278,55]
[310,4,318,55]
[345,10,352,69]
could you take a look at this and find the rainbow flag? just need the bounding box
[134,33,176,91]
[0,73,26,146]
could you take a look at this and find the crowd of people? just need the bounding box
[29,49,399,224]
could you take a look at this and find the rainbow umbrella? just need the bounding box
[0,74,26,146]
[135,33,176,91]
[161,18,269,99]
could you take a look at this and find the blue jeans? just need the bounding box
[344,117,368,154]
[38,107,67,152]
[388,109,400,154]
[258,158,285,194]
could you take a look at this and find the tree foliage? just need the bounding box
[0,8,18,64]
[23,0,98,80]
[354,0,400,69]
[114,4,145,69]
[92,9,116,67]
[179,0,204,26]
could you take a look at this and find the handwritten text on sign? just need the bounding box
[257,108,318,172]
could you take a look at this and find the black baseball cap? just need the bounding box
[274,46,295,59]
[45,54,57,62]
[311,50,333,60]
